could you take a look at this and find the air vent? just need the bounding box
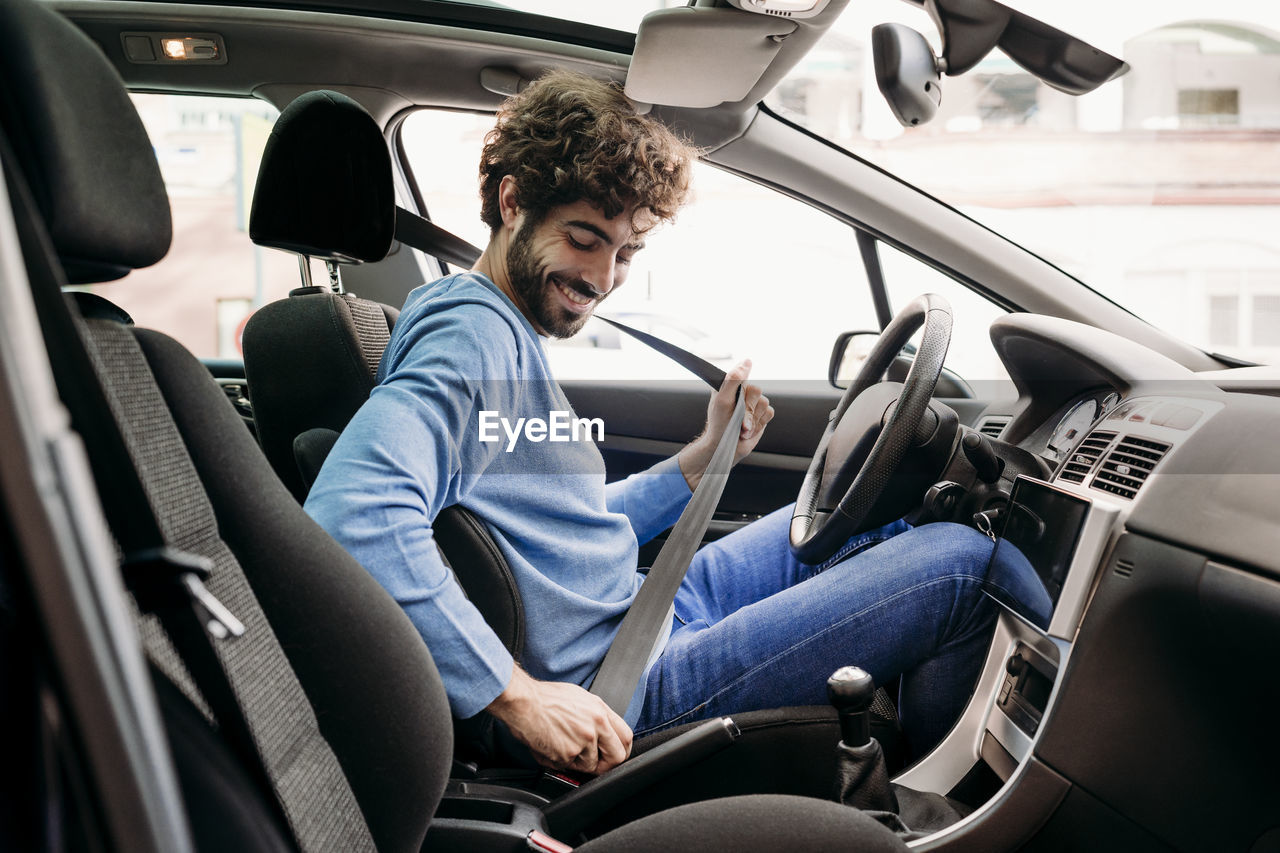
[976,415,1011,439]
[1114,558,1135,578]
[1059,430,1115,483]
[1091,435,1171,499]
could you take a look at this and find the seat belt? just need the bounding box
[394,206,486,271]
[586,318,744,716]
[390,227,749,718]
[5,150,376,853]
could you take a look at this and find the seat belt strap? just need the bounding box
[597,316,729,390]
[587,317,745,717]
[394,206,484,270]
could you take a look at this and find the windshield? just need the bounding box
[457,0,659,32]
[768,0,1280,365]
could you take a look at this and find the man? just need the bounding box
[306,70,998,776]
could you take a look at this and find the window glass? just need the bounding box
[1210,294,1240,347]
[767,0,1280,364]
[879,244,1009,383]
[1252,293,1280,347]
[400,109,1007,382]
[81,94,304,359]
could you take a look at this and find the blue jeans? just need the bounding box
[634,506,1000,755]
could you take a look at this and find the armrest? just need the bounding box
[542,717,740,838]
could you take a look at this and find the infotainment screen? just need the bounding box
[984,477,1091,630]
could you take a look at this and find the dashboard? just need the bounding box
[980,312,1280,574]
[894,311,1280,849]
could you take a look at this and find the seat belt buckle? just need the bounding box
[527,830,574,853]
[122,546,246,639]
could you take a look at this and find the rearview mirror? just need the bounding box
[828,330,881,389]
[871,23,942,128]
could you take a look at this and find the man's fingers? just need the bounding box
[758,402,775,432]
[611,710,634,755]
[594,727,627,773]
[571,742,600,774]
[719,359,751,401]
[597,709,632,772]
[741,388,768,438]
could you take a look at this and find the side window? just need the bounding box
[879,244,1011,383]
[83,94,299,359]
[399,109,1006,382]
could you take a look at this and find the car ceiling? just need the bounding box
[52,0,848,138]
[55,1,627,123]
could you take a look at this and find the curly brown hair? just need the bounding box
[479,70,696,235]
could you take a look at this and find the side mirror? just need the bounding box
[830,331,977,398]
[828,330,882,389]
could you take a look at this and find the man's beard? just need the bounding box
[507,219,601,339]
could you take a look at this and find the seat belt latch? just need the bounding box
[527,830,574,853]
[122,546,246,639]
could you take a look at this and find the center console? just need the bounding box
[426,717,741,851]
[897,476,1121,798]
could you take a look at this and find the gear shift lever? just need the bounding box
[827,665,875,748]
[828,666,898,815]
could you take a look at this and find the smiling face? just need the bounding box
[489,184,650,339]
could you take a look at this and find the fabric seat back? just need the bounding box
[243,287,397,501]
[0,6,452,850]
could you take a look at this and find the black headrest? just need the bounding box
[249,91,395,264]
[0,0,171,284]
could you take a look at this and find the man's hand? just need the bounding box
[487,667,633,775]
[678,359,775,490]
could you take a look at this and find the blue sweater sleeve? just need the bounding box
[305,302,520,718]
[605,454,693,545]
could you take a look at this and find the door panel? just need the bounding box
[203,358,256,438]
[562,378,995,561]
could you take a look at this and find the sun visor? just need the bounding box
[626,7,797,109]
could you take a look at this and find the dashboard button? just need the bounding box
[1128,403,1153,423]
[1151,404,1199,430]
[1110,402,1136,421]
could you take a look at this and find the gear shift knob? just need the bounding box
[827,666,875,747]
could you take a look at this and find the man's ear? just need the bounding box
[497,175,521,230]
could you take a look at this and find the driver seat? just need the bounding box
[241,91,527,665]
[240,88,905,775]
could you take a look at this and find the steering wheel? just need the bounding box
[790,293,953,564]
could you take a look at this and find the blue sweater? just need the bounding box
[305,273,692,721]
